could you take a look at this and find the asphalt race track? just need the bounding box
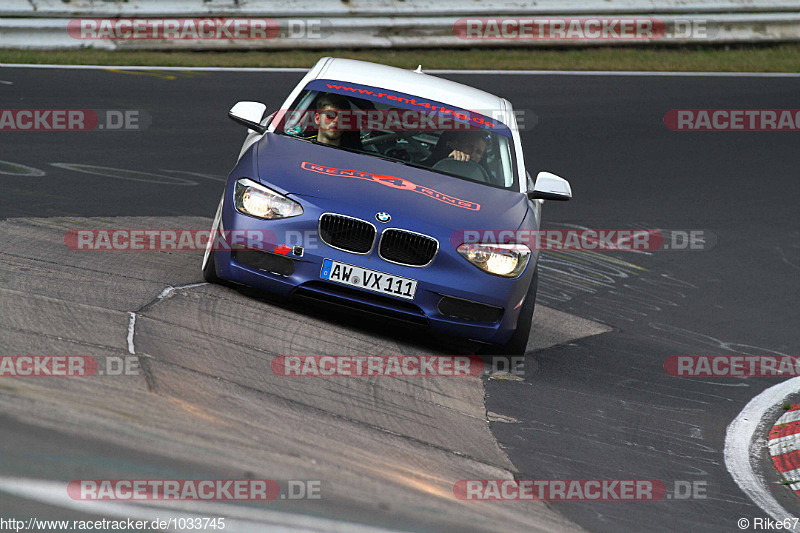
[1,66,799,532]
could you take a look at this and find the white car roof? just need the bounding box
[315,58,508,117]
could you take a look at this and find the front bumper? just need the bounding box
[214,191,533,345]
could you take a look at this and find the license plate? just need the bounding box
[320,259,417,300]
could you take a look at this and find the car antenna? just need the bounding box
[414,65,423,73]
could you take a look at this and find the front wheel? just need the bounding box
[484,267,538,356]
[202,249,223,284]
[202,194,228,285]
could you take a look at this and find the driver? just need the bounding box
[306,93,352,147]
[446,130,488,163]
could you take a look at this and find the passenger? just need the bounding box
[426,129,492,183]
[445,130,489,163]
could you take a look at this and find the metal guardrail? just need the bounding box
[1,1,799,49]
[3,0,800,17]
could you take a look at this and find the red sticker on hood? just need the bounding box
[301,162,481,211]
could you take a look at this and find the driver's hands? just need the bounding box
[448,150,471,162]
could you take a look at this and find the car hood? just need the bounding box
[250,133,528,230]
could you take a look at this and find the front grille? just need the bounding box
[319,214,376,254]
[379,229,438,267]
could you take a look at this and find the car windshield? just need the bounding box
[273,85,518,191]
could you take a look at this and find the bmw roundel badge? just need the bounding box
[376,212,391,223]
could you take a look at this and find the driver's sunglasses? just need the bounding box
[320,109,343,120]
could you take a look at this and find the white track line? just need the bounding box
[127,283,208,356]
[724,376,800,524]
[126,312,136,356]
[430,70,800,77]
[1,63,800,77]
[157,282,208,300]
[0,64,307,72]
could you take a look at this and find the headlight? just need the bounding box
[234,178,303,220]
[457,243,531,278]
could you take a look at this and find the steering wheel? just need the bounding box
[431,157,490,183]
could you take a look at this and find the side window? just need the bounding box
[281,90,318,134]
[483,136,501,182]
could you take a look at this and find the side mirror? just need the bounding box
[527,171,572,201]
[229,101,267,134]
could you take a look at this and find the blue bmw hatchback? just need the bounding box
[202,58,571,354]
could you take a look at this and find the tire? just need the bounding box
[202,248,223,284]
[484,266,538,356]
[202,194,227,285]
